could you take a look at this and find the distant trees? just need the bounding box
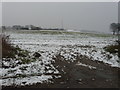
[2,26,6,30]
[2,25,42,30]
[110,23,120,44]
[110,23,120,35]
[1,25,64,31]
[13,25,22,30]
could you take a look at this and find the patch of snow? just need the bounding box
[2,75,52,86]
[76,62,96,69]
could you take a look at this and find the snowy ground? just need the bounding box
[1,30,119,87]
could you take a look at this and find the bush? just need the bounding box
[0,34,17,58]
[104,44,120,57]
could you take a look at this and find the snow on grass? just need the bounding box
[1,51,59,86]
[1,30,119,86]
[77,47,119,68]
[2,75,53,86]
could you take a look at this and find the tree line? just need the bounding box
[110,23,120,44]
[110,23,120,35]
[1,25,64,30]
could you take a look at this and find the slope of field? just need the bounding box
[1,30,119,87]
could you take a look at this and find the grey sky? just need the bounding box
[2,2,118,33]
[118,2,120,23]
[0,2,2,27]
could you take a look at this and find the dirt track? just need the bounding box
[3,57,120,88]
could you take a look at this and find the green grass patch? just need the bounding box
[4,30,115,38]
[18,50,29,57]
[104,45,120,54]
[20,58,32,64]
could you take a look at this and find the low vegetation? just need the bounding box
[8,30,112,38]
[1,34,39,68]
[104,43,120,58]
[1,34,16,58]
[1,34,29,58]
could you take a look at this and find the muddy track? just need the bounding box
[3,57,120,88]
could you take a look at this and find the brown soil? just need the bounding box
[3,55,120,88]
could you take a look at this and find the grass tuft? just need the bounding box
[0,34,17,58]
[104,44,120,58]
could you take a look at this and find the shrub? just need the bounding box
[104,44,120,58]
[0,34,17,58]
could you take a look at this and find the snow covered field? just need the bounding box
[1,30,119,87]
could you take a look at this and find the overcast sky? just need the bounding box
[2,2,118,33]
[118,2,120,23]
